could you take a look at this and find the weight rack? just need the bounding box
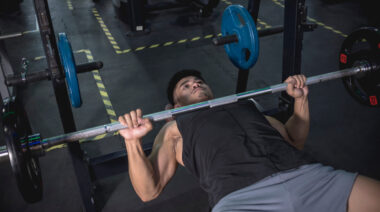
[0,0,318,211]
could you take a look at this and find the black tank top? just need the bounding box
[176,100,313,207]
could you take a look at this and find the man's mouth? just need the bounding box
[192,87,203,94]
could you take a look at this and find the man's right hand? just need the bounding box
[118,109,153,141]
[284,75,309,100]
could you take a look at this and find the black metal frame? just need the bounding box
[234,0,261,93]
[278,0,316,121]
[33,0,95,211]
[243,0,315,121]
[279,0,305,118]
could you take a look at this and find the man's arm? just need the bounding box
[265,75,309,150]
[284,75,309,150]
[284,96,309,150]
[119,110,178,202]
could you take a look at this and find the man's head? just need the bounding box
[167,69,214,108]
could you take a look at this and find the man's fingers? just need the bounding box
[287,80,295,94]
[136,109,145,126]
[297,75,305,88]
[124,113,133,129]
[295,75,302,88]
[298,75,304,88]
[285,77,296,91]
[136,108,142,118]
[285,76,295,84]
[130,110,138,128]
[301,75,307,87]
[118,116,127,126]
[143,118,153,131]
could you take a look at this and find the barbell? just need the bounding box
[1,5,379,204]
[1,61,378,153]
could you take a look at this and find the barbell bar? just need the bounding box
[212,25,285,46]
[0,61,378,161]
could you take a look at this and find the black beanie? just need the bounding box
[167,69,205,105]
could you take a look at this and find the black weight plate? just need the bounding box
[339,27,380,107]
[2,99,43,203]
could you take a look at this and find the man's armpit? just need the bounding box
[264,116,293,144]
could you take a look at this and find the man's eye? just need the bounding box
[184,85,189,89]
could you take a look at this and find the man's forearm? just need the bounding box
[125,139,159,201]
[285,96,310,150]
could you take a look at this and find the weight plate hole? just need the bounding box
[244,48,251,61]
[237,13,246,26]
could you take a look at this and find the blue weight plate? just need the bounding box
[222,5,259,70]
[58,33,82,107]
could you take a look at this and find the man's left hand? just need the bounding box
[285,75,309,99]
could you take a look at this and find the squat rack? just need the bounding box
[0,0,315,211]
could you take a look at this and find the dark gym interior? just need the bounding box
[0,0,379,211]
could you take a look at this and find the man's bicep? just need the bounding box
[148,122,178,189]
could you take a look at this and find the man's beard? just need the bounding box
[179,90,212,106]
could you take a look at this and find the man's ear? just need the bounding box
[165,103,174,122]
[174,103,182,108]
[165,103,174,110]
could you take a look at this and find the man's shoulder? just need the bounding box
[163,120,177,129]
[161,120,180,139]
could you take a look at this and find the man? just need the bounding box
[118,69,380,212]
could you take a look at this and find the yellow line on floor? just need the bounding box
[90,4,271,55]
[67,0,73,10]
[92,8,122,53]
[44,49,121,151]
[270,0,347,38]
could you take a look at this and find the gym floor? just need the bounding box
[0,0,379,211]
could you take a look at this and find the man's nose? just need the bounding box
[192,81,200,88]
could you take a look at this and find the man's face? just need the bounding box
[173,76,214,108]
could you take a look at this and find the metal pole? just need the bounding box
[281,0,307,118]
[0,148,8,162]
[248,0,261,24]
